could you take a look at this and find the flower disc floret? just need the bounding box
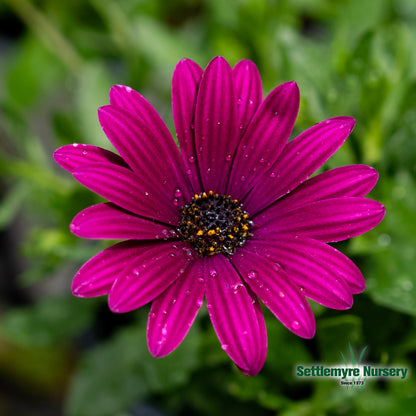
[178,191,253,256]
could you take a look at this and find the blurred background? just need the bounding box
[0,0,416,415]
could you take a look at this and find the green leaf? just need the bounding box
[65,321,200,416]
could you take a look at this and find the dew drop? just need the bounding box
[149,312,156,319]
[225,154,232,162]
[201,136,206,141]
[184,128,189,134]
[240,175,246,182]
[169,252,176,257]
[247,270,257,279]
[188,156,195,163]
[273,111,278,116]
[196,299,203,307]
[209,269,218,278]
[144,191,149,196]
[174,187,182,197]
[190,123,195,130]
[207,303,213,309]
[249,99,254,105]
[239,123,244,130]
[161,325,168,335]
[299,286,305,292]
[197,276,205,283]
[69,223,76,232]
[72,143,79,147]
[270,172,276,178]
[217,121,221,126]
[133,268,140,276]
[221,344,229,351]
[82,149,88,155]
[291,320,300,330]
[172,198,179,206]
[259,157,265,164]
[237,97,243,103]
[185,289,191,296]
[278,291,285,298]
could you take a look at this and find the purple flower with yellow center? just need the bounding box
[54,57,385,375]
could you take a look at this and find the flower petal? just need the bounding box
[53,144,128,173]
[194,57,237,194]
[272,164,379,214]
[244,238,355,309]
[147,260,205,357]
[108,242,195,313]
[232,59,262,133]
[172,59,204,193]
[255,197,385,243]
[205,255,267,375]
[245,117,355,213]
[71,202,177,240]
[227,81,300,199]
[231,248,315,338]
[72,162,180,224]
[98,104,193,205]
[249,235,365,294]
[72,241,149,297]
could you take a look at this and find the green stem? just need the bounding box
[6,0,84,74]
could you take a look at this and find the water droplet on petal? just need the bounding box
[144,191,149,196]
[207,303,213,309]
[247,270,257,279]
[225,154,232,162]
[149,312,156,319]
[172,198,179,206]
[161,325,168,335]
[174,187,182,197]
[209,269,218,278]
[278,291,285,298]
[72,143,79,147]
[201,136,206,141]
[240,175,246,182]
[190,123,195,130]
[184,128,189,134]
[188,156,195,163]
[291,320,300,330]
[259,157,265,164]
[197,276,205,283]
[217,121,221,126]
[270,172,276,178]
[133,268,140,276]
[82,149,88,155]
[185,289,191,295]
[196,299,203,307]
[239,123,244,130]
[169,252,176,257]
[299,286,305,292]
[221,344,229,351]
[186,169,192,175]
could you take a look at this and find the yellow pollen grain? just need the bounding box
[228,234,234,239]
[207,229,216,236]
[194,194,199,199]
[202,192,207,198]
[242,225,249,231]
[196,230,204,236]
[209,246,215,252]
[209,190,214,195]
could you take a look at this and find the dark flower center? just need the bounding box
[177,191,253,256]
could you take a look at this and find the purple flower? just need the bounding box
[54,57,385,375]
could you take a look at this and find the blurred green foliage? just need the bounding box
[0,0,416,415]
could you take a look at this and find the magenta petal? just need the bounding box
[72,163,179,224]
[245,117,355,213]
[244,238,355,309]
[249,235,365,294]
[231,249,315,338]
[194,57,237,194]
[98,105,192,204]
[53,144,128,173]
[172,59,204,193]
[256,197,385,242]
[273,165,379,214]
[72,241,148,297]
[232,60,262,133]
[147,260,205,357]
[227,81,300,199]
[71,202,177,240]
[108,242,195,313]
[205,255,267,375]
